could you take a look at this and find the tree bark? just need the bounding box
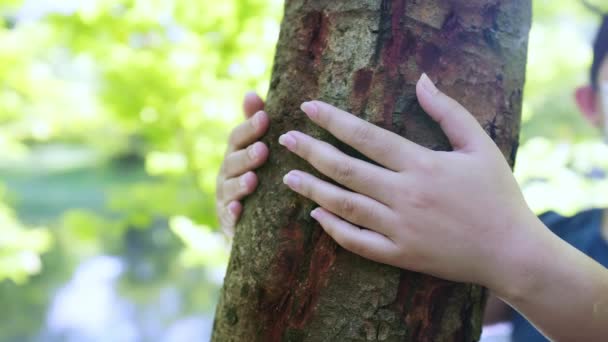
[213,1,531,341]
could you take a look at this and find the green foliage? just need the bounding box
[0,0,282,337]
[0,0,282,271]
[0,187,51,284]
[516,0,608,215]
[170,216,229,268]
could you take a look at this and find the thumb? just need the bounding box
[416,74,486,150]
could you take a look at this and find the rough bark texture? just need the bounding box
[213,1,531,341]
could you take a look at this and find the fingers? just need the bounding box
[218,91,265,237]
[222,142,269,179]
[283,170,395,235]
[220,171,258,206]
[416,73,488,150]
[310,207,399,265]
[219,201,242,237]
[243,92,265,118]
[217,165,260,237]
[300,101,426,171]
[228,111,270,153]
[278,131,396,203]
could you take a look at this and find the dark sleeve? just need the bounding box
[537,209,601,254]
[538,211,566,235]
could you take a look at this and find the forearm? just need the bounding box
[494,214,608,341]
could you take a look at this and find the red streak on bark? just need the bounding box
[305,11,330,66]
[292,231,337,327]
[382,0,408,70]
[390,273,466,340]
[258,11,334,342]
[350,68,374,114]
[482,3,500,29]
[259,222,305,341]
[405,277,456,340]
[380,0,409,130]
[416,43,442,73]
[259,224,337,340]
[353,69,374,96]
[386,270,413,316]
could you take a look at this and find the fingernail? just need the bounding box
[301,101,318,119]
[228,202,239,217]
[310,208,321,220]
[283,172,301,190]
[419,73,439,96]
[248,143,259,160]
[278,133,297,151]
[228,201,236,214]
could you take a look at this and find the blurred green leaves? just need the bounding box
[0,1,282,336]
[0,0,282,286]
[0,187,51,284]
[170,216,229,270]
[516,0,608,214]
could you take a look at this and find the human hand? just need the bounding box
[279,74,537,291]
[216,92,270,236]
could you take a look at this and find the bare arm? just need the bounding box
[493,214,608,341]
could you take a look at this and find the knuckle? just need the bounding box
[228,127,240,147]
[333,161,355,183]
[375,140,393,158]
[339,197,356,218]
[352,123,373,145]
[225,179,243,199]
[219,208,235,227]
[221,182,233,201]
[415,155,438,175]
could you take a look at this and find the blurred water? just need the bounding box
[43,256,139,342]
[40,256,213,342]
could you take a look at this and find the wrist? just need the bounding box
[484,210,550,306]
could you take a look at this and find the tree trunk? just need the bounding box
[213,1,531,341]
